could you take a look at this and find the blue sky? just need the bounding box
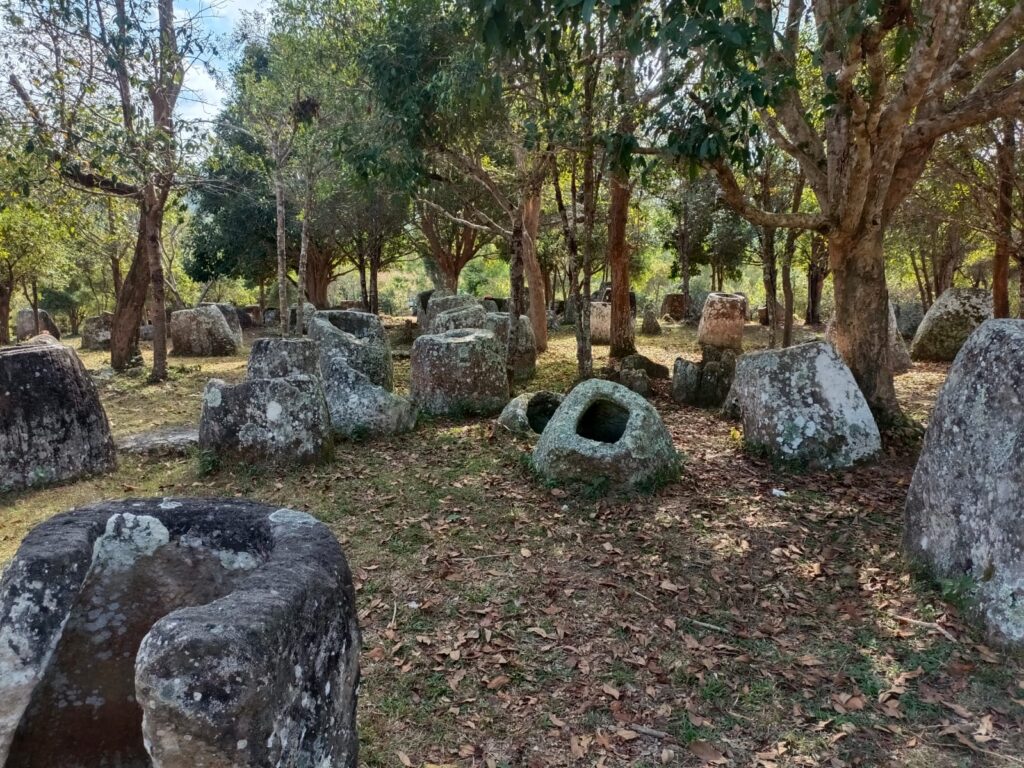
[175,0,262,122]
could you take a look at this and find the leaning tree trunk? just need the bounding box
[109,221,148,370]
[297,190,312,324]
[829,227,900,424]
[521,192,548,353]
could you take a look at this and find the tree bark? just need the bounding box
[109,222,147,370]
[521,191,548,352]
[31,279,40,336]
[142,189,168,381]
[274,173,289,335]
[993,118,1015,318]
[369,250,380,315]
[507,216,526,388]
[607,46,636,360]
[0,286,9,345]
[761,227,778,347]
[305,247,331,308]
[829,228,901,423]
[297,187,312,327]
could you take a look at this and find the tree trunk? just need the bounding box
[358,257,369,312]
[782,239,795,347]
[109,222,147,370]
[829,228,900,424]
[608,165,635,358]
[993,118,1015,318]
[553,158,591,379]
[369,252,380,315]
[805,235,828,325]
[0,282,10,345]
[297,188,312,330]
[305,248,331,308]
[274,174,289,335]
[31,279,40,336]
[761,228,778,347]
[507,216,526,388]
[142,190,168,381]
[439,263,460,294]
[521,191,548,353]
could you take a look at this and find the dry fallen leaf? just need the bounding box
[689,740,728,764]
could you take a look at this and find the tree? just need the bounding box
[5,0,203,379]
[657,0,1024,422]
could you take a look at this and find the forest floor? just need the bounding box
[1,323,1021,768]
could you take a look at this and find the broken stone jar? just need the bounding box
[0,498,360,768]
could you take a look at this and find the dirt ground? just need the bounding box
[1,323,1021,768]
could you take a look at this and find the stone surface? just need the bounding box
[618,368,651,396]
[672,347,738,408]
[481,298,499,313]
[697,293,746,350]
[660,293,689,321]
[903,320,1024,646]
[433,304,488,334]
[314,322,417,438]
[248,337,321,379]
[497,391,564,436]
[590,302,612,345]
[483,312,537,382]
[533,379,678,490]
[826,301,911,374]
[309,314,394,391]
[641,305,661,335]
[199,302,244,347]
[80,312,114,351]
[199,376,332,463]
[14,309,60,341]
[726,341,881,469]
[910,288,993,361]
[894,301,924,339]
[411,329,509,416]
[116,427,199,457]
[139,323,155,342]
[0,338,115,492]
[620,353,670,380]
[0,498,360,767]
[426,293,478,332]
[170,305,241,357]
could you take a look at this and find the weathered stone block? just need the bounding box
[310,314,394,391]
[433,304,487,334]
[533,379,678,490]
[410,329,509,416]
[248,337,321,379]
[497,391,563,436]
[0,498,360,767]
[483,312,537,382]
[80,312,114,351]
[170,305,241,357]
[697,293,745,350]
[14,309,60,341]
[0,337,115,492]
[910,288,993,361]
[199,376,332,463]
[904,320,1024,646]
[725,341,881,469]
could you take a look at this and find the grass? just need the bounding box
[2,322,1021,767]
